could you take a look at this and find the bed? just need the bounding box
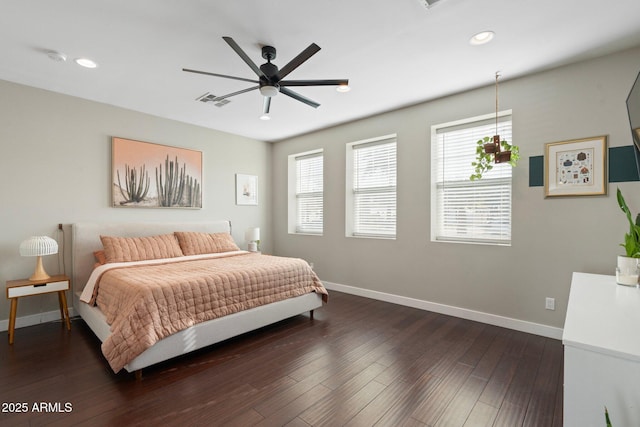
[71,221,326,377]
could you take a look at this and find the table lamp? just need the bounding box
[19,236,58,281]
[245,227,260,252]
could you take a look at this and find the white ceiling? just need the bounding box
[2,0,640,142]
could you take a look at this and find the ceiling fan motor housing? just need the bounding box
[260,62,279,79]
[259,47,280,96]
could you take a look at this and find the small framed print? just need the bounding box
[235,174,258,205]
[545,135,607,197]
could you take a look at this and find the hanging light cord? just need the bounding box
[495,71,500,135]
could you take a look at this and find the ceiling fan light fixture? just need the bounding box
[336,84,351,93]
[259,85,279,97]
[470,31,495,45]
[259,113,271,121]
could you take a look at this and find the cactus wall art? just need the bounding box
[112,137,202,208]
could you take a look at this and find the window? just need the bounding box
[288,150,323,234]
[431,111,512,245]
[346,135,397,239]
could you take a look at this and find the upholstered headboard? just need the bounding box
[71,221,232,303]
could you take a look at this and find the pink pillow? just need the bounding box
[93,250,107,265]
[174,232,240,256]
[100,234,184,263]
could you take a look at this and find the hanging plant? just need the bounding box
[469,73,520,180]
[471,135,519,180]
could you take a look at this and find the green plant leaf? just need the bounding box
[617,188,640,257]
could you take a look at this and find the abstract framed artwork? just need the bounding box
[544,135,607,197]
[112,137,202,208]
[235,174,258,205]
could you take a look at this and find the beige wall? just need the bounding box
[0,80,271,323]
[271,47,640,330]
[3,46,640,334]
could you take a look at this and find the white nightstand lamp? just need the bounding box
[19,236,58,281]
[245,227,260,252]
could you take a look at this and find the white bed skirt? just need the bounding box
[75,291,322,372]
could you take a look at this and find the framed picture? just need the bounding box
[112,137,202,208]
[236,174,258,205]
[545,135,607,197]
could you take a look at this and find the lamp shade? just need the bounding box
[19,236,58,257]
[245,227,260,242]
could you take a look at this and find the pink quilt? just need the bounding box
[93,252,327,372]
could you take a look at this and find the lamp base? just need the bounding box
[29,256,51,281]
[248,242,258,252]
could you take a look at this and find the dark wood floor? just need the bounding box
[0,291,563,426]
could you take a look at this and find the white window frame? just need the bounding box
[430,111,513,246]
[288,149,323,235]
[345,134,397,239]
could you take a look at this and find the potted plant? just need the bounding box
[470,136,520,181]
[616,187,640,285]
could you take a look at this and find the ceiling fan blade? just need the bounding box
[213,85,260,101]
[263,96,271,114]
[280,79,349,87]
[222,36,266,78]
[276,43,321,81]
[280,87,320,109]
[182,68,258,84]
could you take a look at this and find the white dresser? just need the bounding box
[563,272,640,426]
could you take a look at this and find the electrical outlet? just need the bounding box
[545,297,555,311]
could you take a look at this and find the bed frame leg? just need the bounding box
[135,370,142,381]
[310,310,314,321]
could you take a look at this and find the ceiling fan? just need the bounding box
[183,36,349,118]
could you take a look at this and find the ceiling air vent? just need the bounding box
[417,0,446,9]
[196,92,231,107]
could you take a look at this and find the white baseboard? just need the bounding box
[2,285,563,341]
[323,281,563,340]
[0,308,77,332]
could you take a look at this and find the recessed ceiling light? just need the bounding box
[470,31,495,46]
[74,58,98,69]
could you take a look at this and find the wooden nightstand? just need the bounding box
[6,274,71,344]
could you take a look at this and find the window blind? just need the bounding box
[295,152,323,234]
[433,115,512,244]
[350,138,397,238]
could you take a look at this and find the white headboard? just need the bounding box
[71,221,232,302]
